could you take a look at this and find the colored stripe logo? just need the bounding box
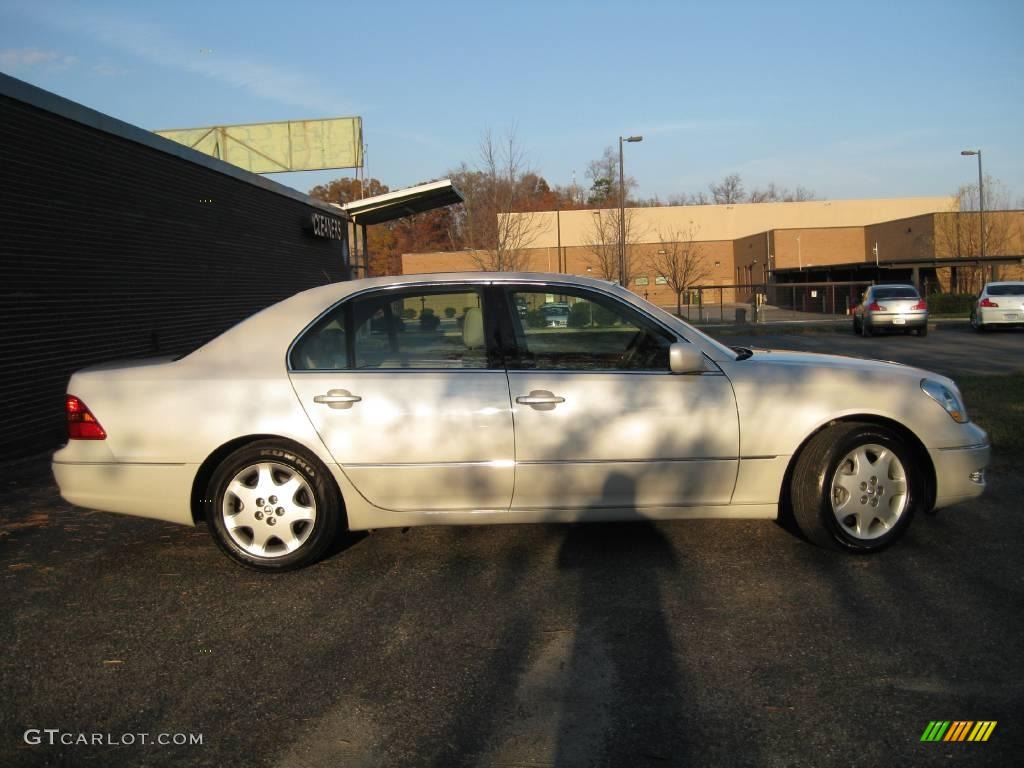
[920,721,997,742]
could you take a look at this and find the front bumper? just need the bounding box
[930,441,990,510]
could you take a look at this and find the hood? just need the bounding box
[743,348,955,386]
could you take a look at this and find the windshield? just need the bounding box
[988,284,1024,297]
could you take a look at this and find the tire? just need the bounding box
[916,324,928,337]
[852,316,860,335]
[861,320,872,337]
[790,422,920,552]
[206,440,342,571]
[971,312,987,333]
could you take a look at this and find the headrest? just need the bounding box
[463,307,484,349]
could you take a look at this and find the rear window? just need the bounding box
[987,284,1024,297]
[873,286,919,300]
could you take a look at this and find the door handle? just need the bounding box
[313,389,362,409]
[516,390,565,410]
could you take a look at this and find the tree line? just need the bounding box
[308,130,819,276]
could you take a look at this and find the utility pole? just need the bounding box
[617,135,642,285]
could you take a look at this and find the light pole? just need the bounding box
[618,135,643,285]
[960,149,987,280]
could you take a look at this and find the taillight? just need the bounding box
[868,302,886,311]
[913,300,927,310]
[980,297,998,308]
[66,395,107,440]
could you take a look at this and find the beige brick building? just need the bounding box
[402,197,1024,303]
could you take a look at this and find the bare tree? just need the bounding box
[449,128,539,271]
[585,146,638,205]
[583,207,645,285]
[934,176,1015,292]
[709,173,745,204]
[648,225,711,316]
[668,191,711,206]
[703,176,817,205]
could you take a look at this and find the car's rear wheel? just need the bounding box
[916,324,928,337]
[971,311,987,332]
[206,441,342,571]
[861,319,872,337]
[852,316,860,335]
[791,422,919,552]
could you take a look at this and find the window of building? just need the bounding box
[635,275,649,286]
[655,275,668,285]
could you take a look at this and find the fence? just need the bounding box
[660,281,874,324]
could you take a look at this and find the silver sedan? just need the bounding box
[53,273,989,570]
[971,281,1024,331]
[853,284,930,336]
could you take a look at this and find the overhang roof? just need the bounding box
[341,179,464,225]
[774,254,1024,272]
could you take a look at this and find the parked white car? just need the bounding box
[971,281,1024,331]
[53,273,989,570]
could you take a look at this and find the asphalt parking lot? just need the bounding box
[718,321,1024,378]
[2,327,1022,768]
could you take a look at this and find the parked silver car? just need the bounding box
[53,273,988,571]
[853,284,929,337]
[971,281,1024,332]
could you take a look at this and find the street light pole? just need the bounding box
[961,149,987,279]
[618,135,643,285]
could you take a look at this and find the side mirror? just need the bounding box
[669,342,705,374]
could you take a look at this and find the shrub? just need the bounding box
[568,302,591,328]
[927,292,975,315]
[401,307,417,320]
[592,304,619,327]
[526,309,547,329]
[419,308,441,330]
[444,306,456,318]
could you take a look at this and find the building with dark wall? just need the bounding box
[0,73,351,461]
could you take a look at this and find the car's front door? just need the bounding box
[288,285,514,512]
[501,285,739,514]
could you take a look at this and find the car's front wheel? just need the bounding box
[791,422,919,552]
[206,441,342,570]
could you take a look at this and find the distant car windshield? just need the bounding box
[987,284,1024,296]
[873,287,919,300]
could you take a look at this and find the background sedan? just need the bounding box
[971,281,1024,331]
[853,284,929,337]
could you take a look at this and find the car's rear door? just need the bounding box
[499,284,740,513]
[288,284,514,512]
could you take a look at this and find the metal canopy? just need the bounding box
[342,179,464,225]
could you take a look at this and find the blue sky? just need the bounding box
[2,0,1022,204]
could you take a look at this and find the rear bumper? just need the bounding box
[866,312,928,329]
[977,307,1024,325]
[52,457,197,526]
[930,441,990,510]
